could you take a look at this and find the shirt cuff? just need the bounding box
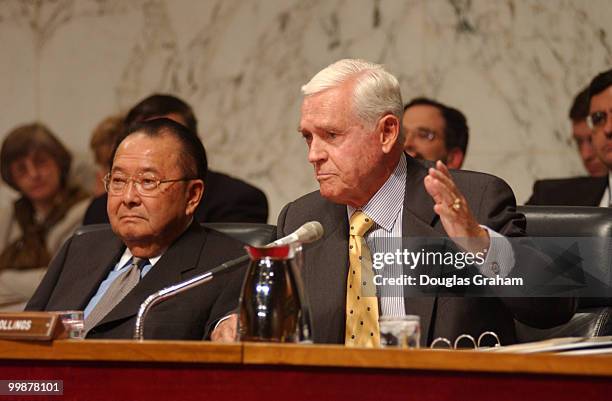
[213,313,234,331]
[476,225,515,278]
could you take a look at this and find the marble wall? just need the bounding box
[0,0,611,221]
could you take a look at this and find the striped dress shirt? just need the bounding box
[348,155,515,317]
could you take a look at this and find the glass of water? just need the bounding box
[379,315,421,348]
[58,311,84,339]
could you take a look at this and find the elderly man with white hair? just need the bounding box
[214,59,576,346]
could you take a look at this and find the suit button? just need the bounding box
[491,262,500,274]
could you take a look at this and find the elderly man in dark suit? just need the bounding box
[274,59,574,347]
[27,119,246,339]
[212,59,575,346]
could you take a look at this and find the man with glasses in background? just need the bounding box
[568,87,607,178]
[402,97,469,169]
[27,118,247,339]
[527,69,612,206]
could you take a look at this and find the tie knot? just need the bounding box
[349,211,374,237]
[131,257,149,270]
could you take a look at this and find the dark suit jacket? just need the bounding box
[526,176,607,206]
[83,170,269,225]
[277,156,576,346]
[26,223,247,340]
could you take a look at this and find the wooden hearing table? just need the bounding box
[0,340,609,400]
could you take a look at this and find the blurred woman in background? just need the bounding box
[0,123,90,311]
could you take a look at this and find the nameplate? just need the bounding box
[0,312,63,341]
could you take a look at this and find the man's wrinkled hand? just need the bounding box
[211,313,238,342]
[423,160,490,253]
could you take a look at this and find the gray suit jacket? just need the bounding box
[26,222,247,340]
[277,156,576,346]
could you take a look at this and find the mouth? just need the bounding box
[316,175,334,182]
[315,171,336,179]
[406,150,422,159]
[27,183,47,192]
[119,215,146,221]
[601,144,612,154]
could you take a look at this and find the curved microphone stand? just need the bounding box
[133,255,248,340]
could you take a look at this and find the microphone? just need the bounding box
[269,221,324,246]
[133,221,324,339]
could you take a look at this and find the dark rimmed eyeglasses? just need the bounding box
[103,173,197,197]
[405,128,437,142]
[586,110,610,130]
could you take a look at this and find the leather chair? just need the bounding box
[514,206,612,341]
[75,223,277,246]
[517,205,612,237]
[75,223,110,236]
[201,222,276,246]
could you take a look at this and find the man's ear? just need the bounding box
[378,114,400,154]
[446,148,465,169]
[186,180,204,215]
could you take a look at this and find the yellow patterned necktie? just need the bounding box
[345,211,380,347]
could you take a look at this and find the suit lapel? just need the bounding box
[96,223,206,328]
[48,233,124,311]
[585,177,608,206]
[306,202,349,343]
[403,156,439,236]
[401,156,443,345]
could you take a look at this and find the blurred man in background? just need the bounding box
[569,87,607,178]
[527,73,612,206]
[83,94,268,224]
[402,97,469,169]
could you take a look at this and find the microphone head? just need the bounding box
[294,221,324,244]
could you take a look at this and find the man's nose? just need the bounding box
[604,112,612,138]
[404,134,417,156]
[122,180,141,205]
[307,137,327,164]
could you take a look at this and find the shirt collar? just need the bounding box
[601,171,612,207]
[116,247,163,271]
[347,154,407,232]
[114,219,193,270]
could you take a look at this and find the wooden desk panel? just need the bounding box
[243,342,612,377]
[0,339,241,363]
[0,340,610,401]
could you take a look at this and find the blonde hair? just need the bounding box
[90,114,125,167]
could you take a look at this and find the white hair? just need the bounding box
[301,59,403,130]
